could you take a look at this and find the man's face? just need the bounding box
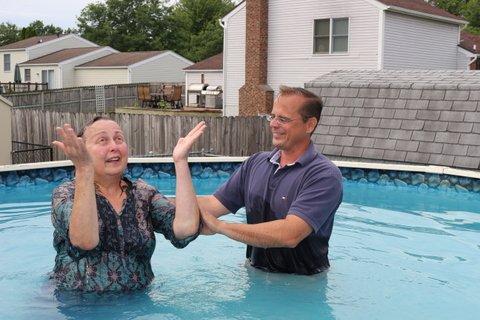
[269,94,313,151]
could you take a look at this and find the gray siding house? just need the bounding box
[222,0,468,116]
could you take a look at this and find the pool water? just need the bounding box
[0,177,479,320]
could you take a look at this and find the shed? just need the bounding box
[184,52,223,107]
[0,96,12,165]
[75,51,193,86]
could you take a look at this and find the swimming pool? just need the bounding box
[0,170,479,320]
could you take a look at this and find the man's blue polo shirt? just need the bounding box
[214,142,343,275]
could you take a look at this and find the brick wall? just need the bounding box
[307,70,480,170]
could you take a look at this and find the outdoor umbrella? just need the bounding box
[14,64,22,83]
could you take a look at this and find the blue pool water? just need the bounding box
[0,177,479,320]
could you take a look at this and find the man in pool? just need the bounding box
[199,86,343,275]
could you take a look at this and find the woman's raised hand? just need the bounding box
[52,124,93,169]
[172,122,206,162]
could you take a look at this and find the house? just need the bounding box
[74,51,193,86]
[221,0,468,116]
[0,34,97,84]
[459,31,480,70]
[18,47,117,89]
[0,96,12,165]
[184,52,223,107]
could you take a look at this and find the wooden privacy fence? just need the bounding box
[4,83,183,113]
[11,110,273,160]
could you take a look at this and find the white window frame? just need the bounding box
[4,54,11,72]
[24,68,31,82]
[313,17,350,55]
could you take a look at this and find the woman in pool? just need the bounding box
[51,116,205,292]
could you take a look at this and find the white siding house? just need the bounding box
[75,51,192,86]
[0,34,97,83]
[184,52,223,107]
[222,0,467,115]
[18,47,117,89]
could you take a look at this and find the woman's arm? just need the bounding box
[52,124,99,250]
[171,122,206,239]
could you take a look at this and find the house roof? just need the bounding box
[376,0,462,21]
[77,51,167,67]
[0,34,66,50]
[459,31,480,54]
[184,53,223,71]
[19,47,104,65]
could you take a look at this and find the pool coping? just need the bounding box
[1,157,479,180]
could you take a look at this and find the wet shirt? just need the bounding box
[214,143,343,275]
[51,178,196,292]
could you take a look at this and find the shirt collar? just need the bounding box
[267,141,317,167]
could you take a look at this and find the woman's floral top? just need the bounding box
[51,178,197,293]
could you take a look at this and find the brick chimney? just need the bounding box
[238,0,273,116]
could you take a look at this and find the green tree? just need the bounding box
[462,0,480,33]
[0,23,20,46]
[169,0,235,61]
[77,0,172,52]
[20,20,63,39]
[428,0,468,16]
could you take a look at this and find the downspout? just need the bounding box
[219,18,227,116]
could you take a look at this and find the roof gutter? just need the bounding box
[385,5,467,25]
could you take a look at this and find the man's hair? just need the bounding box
[277,86,323,122]
[77,115,114,137]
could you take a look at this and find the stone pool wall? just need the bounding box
[0,162,479,193]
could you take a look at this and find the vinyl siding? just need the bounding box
[185,71,223,106]
[27,36,96,60]
[383,12,459,69]
[0,98,12,165]
[456,48,474,70]
[60,48,117,88]
[18,65,61,89]
[223,3,246,116]
[74,68,129,86]
[130,53,192,83]
[0,51,27,82]
[267,0,380,91]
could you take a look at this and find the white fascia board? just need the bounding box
[129,50,193,69]
[0,48,25,53]
[222,0,246,23]
[75,66,128,70]
[19,62,58,67]
[362,0,388,10]
[457,46,477,58]
[377,10,385,70]
[58,47,118,67]
[184,69,223,73]
[386,6,467,25]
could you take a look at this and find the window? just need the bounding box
[314,18,349,54]
[4,54,11,72]
[41,69,55,89]
[24,69,31,82]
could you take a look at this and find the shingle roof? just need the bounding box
[459,31,480,54]
[377,0,462,21]
[0,35,66,50]
[77,51,167,67]
[184,53,223,71]
[20,47,102,65]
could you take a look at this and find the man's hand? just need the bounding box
[200,210,224,235]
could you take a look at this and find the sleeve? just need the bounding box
[213,160,249,213]
[288,170,343,236]
[150,190,198,249]
[51,182,101,259]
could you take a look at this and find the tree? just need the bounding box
[0,23,20,46]
[20,20,63,39]
[428,0,468,16]
[462,0,480,33]
[77,0,172,52]
[168,0,235,61]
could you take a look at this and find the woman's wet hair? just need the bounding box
[77,116,114,137]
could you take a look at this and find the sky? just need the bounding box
[0,0,101,29]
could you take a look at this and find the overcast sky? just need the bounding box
[0,0,102,29]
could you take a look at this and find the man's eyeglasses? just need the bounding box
[266,114,304,125]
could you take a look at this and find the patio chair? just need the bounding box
[137,84,155,108]
[163,85,183,109]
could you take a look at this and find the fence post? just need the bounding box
[114,85,118,109]
[41,91,45,111]
[79,88,83,112]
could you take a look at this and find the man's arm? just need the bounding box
[201,212,312,248]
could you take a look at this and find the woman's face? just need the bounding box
[82,120,128,178]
